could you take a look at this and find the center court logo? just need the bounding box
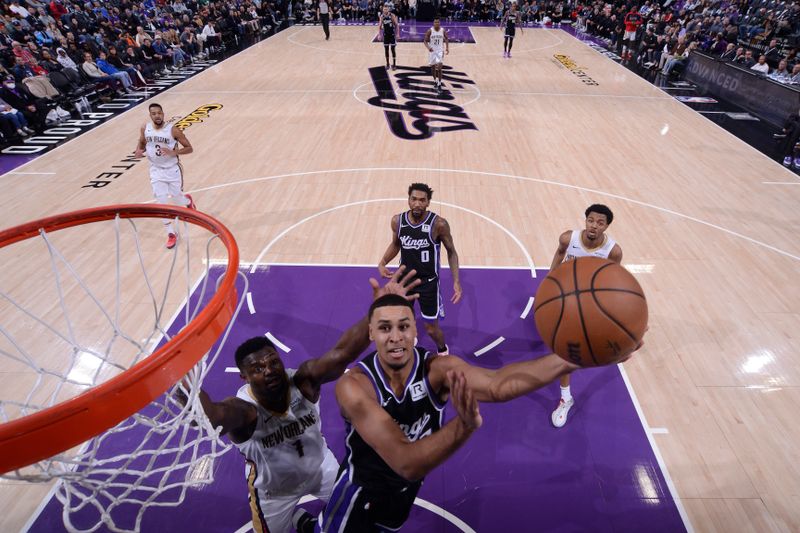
[367,65,478,140]
[553,54,600,86]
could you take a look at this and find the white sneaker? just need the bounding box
[551,398,574,428]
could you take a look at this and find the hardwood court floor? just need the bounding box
[1,24,800,532]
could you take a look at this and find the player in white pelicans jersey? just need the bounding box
[547,204,623,428]
[134,103,195,250]
[191,268,421,533]
[423,18,449,90]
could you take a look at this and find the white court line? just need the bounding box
[224,367,238,373]
[249,198,536,278]
[233,495,475,533]
[188,167,800,263]
[474,336,505,357]
[5,171,56,175]
[215,261,539,269]
[763,181,800,185]
[520,296,535,319]
[650,427,670,434]
[266,331,291,353]
[619,364,694,532]
[246,292,255,314]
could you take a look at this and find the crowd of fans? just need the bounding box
[4,0,800,146]
[0,0,287,143]
[574,0,800,84]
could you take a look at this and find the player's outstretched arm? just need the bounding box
[294,266,421,400]
[549,230,571,271]
[378,214,402,278]
[336,369,480,482]
[429,354,579,403]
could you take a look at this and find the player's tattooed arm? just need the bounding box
[428,354,578,404]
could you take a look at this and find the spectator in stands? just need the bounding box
[123,45,156,80]
[769,59,791,82]
[0,76,46,130]
[737,49,756,68]
[201,20,222,53]
[720,43,737,61]
[662,40,696,77]
[81,52,126,92]
[764,38,782,68]
[751,54,770,74]
[140,36,167,74]
[0,95,35,138]
[106,46,146,84]
[96,51,135,90]
[789,64,800,84]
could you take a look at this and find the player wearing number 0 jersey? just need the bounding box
[134,102,195,250]
[548,204,623,429]
[191,269,421,533]
[379,183,462,356]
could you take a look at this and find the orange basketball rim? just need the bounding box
[0,205,239,474]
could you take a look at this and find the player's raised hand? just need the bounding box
[369,264,421,301]
[378,263,393,278]
[451,280,462,304]
[448,370,482,431]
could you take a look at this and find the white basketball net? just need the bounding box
[0,213,245,533]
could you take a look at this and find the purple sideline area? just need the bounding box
[29,265,683,532]
[371,21,477,43]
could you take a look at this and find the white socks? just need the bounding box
[560,385,572,402]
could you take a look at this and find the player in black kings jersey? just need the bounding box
[379,5,398,70]
[502,2,523,58]
[319,294,641,531]
[378,183,461,355]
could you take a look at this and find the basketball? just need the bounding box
[533,257,648,367]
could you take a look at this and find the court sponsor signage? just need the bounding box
[367,65,478,140]
[685,51,800,127]
[82,102,223,189]
[553,54,599,86]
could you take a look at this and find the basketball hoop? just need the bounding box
[0,205,244,532]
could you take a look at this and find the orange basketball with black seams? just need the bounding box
[533,257,648,367]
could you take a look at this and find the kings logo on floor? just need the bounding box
[367,65,478,140]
